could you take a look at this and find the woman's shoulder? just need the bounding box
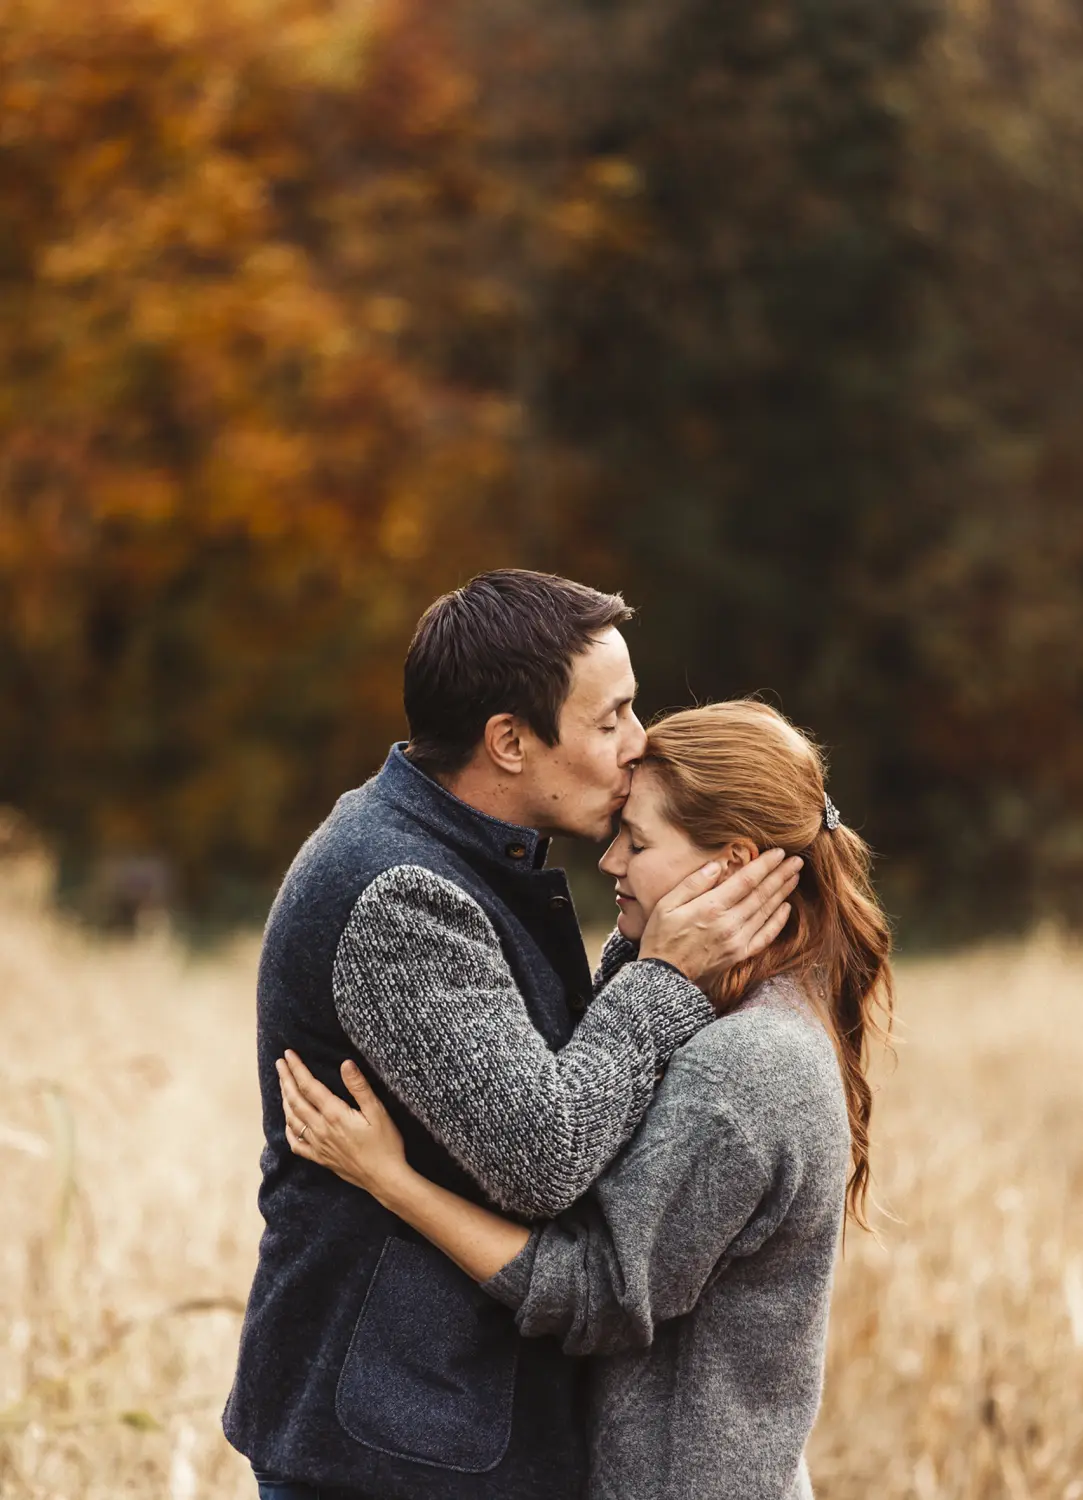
[671,976,843,1115]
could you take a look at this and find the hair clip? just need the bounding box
[823,794,841,833]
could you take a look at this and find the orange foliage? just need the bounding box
[0,0,528,901]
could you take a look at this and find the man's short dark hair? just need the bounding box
[404,569,634,777]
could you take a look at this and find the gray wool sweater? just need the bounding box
[485,947,851,1500]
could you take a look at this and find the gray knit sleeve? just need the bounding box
[332,865,714,1218]
[483,1049,773,1353]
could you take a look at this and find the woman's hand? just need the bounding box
[277,1050,409,1203]
[280,1051,532,1284]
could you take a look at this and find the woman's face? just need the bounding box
[599,764,749,942]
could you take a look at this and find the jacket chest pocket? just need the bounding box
[336,1236,519,1473]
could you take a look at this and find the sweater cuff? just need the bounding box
[481,1229,541,1310]
[605,957,715,1055]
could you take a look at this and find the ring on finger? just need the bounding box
[297,1123,310,1143]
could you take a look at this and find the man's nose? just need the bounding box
[622,713,648,766]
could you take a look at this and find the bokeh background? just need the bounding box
[1,0,1082,1496]
[3,0,1083,937]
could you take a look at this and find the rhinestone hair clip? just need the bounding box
[823,794,841,833]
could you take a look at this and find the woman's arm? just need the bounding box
[281,1040,782,1359]
[486,1087,772,1355]
[278,1052,529,1282]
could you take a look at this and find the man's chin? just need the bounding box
[554,813,621,844]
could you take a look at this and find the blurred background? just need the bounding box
[1,0,1082,1496]
[2,0,1082,940]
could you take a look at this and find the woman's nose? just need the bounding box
[599,838,625,878]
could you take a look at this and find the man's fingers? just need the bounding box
[668,848,788,915]
[728,863,801,931]
[681,854,801,926]
[744,901,793,959]
[654,855,735,915]
[723,852,801,919]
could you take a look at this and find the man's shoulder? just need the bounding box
[262,783,484,962]
[285,782,470,899]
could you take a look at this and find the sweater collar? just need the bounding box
[376,743,549,871]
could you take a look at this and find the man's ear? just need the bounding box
[483,713,526,776]
[718,839,758,876]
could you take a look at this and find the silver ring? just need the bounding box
[297,1123,309,1143]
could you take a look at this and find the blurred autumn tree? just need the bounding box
[0,0,531,911]
[0,0,1080,934]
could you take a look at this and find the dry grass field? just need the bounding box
[1,856,1081,1499]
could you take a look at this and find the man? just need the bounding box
[224,570,800,1500]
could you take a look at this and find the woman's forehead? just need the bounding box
[624,764,666,822]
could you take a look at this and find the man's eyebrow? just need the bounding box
[600,682,639,717]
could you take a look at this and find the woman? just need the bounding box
[278,700,894,1500]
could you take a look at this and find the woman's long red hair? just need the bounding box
[644,700,894,1227]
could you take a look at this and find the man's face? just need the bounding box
[519,628,647,841]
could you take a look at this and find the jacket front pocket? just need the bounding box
[336,1236,519,1472]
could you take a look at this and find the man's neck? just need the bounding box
[437,761,539,832]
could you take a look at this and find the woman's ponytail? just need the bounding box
[803,823,894,1226]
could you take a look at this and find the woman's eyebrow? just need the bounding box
[621,817,645,840]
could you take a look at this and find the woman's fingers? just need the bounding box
[283,1049,339,1111]
[341,1059,377,1121]
[284,1121,316,1160]
[277,1059,319,1143]
[277,1053,382,1169]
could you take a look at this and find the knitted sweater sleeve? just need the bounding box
[332,864,714,1219]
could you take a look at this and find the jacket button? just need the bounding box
[548,894,570,912]
[506,843,527,860]
[569,993,588,1014]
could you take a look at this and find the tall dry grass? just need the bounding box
[1,857,1081,1498]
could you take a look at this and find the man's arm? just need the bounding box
[332,864,713,1218]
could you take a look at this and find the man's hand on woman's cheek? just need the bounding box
[638,849,802,985]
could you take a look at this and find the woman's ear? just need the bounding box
[718,839,758,876]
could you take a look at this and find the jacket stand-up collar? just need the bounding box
[378,743,550,871]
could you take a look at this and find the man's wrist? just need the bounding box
[636,954,694,984]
